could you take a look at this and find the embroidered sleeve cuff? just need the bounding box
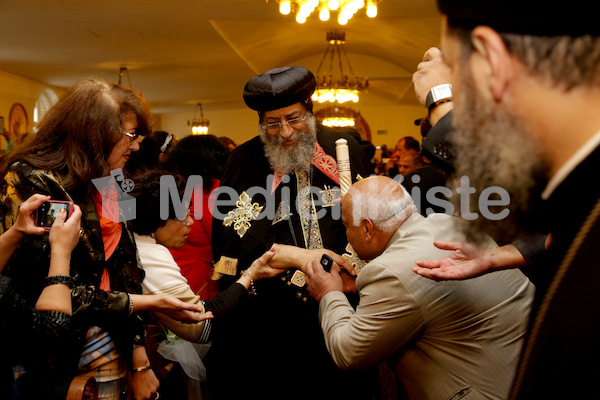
[212,256,238,280]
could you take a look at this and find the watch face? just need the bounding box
[432,84,453,102]
[8,103,28,144]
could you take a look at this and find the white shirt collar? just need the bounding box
[542,129,600,200]
[134,233,155,244]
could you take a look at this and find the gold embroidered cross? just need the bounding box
[223,192,263,238]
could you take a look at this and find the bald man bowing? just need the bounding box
[305,176,535,400]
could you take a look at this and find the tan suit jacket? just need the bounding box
[319,213,534,400]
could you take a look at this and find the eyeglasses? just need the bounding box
[119,128,140,143]
[261,112,309,133]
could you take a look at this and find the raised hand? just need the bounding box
[412,241,495,281]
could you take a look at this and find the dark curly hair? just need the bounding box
[161,134,230,193]
[129,169,187,235]
[125,131,178,176]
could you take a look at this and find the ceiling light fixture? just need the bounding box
[319,105,357,127]
[312,30,368,104]
[187,102,210,135]
[118,66,132,87]
[275,0,380,25]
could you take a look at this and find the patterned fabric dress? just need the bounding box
[0,161,146,398]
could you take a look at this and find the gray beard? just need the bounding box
[451,69,550,244]
[260,116,318,175]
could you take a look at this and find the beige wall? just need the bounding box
[0,70,57,133]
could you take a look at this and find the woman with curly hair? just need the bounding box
[129,170,282,397]
[161,135,230,300]
[130,169,282,341]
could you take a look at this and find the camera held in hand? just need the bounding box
[35,200,74,230]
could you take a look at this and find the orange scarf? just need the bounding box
[92,185,123,291]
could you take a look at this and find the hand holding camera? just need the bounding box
[35,200,74,230]
[48,203,82,258]
[17,197,81,254]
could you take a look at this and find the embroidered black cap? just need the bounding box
[243,66,316,112]
[437,0,599,36]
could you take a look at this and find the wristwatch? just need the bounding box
[425,84,453,113]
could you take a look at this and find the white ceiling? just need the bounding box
[0,0,443,115]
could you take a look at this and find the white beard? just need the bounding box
[260,115,318,175]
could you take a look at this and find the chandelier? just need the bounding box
[187,103,210,135]
[275,0,380,25]
[319,105,357,127]
[322,116,356,127]
[312,30,368,104]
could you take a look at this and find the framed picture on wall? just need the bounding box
[9,103,28,145]
[1,115,10,155]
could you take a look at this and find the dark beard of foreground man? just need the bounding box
[433,0,600,397]
[260,114,318,174]
[450,62,550,244]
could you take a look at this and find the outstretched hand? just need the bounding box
[147,293,214,324]
[412,241,495,281]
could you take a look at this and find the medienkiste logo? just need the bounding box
[91,169,512,224]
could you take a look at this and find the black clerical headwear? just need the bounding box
[243,66,316,112]
[437,0,600,36]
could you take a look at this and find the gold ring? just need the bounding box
[154,393,160,400]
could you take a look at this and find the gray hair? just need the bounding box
[348,182,418,233]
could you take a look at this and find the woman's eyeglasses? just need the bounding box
[119,128,140,143]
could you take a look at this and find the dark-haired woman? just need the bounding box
[130,170,282,342]
[129,170,281,396]
[161,135,230,300]
[125,130,179,176]
[0,78,208,400]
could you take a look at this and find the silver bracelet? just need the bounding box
[241,270,256,295]
[128,293,134,316]
[132,365,152,373]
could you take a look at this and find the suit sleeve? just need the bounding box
[318,262,424,370]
